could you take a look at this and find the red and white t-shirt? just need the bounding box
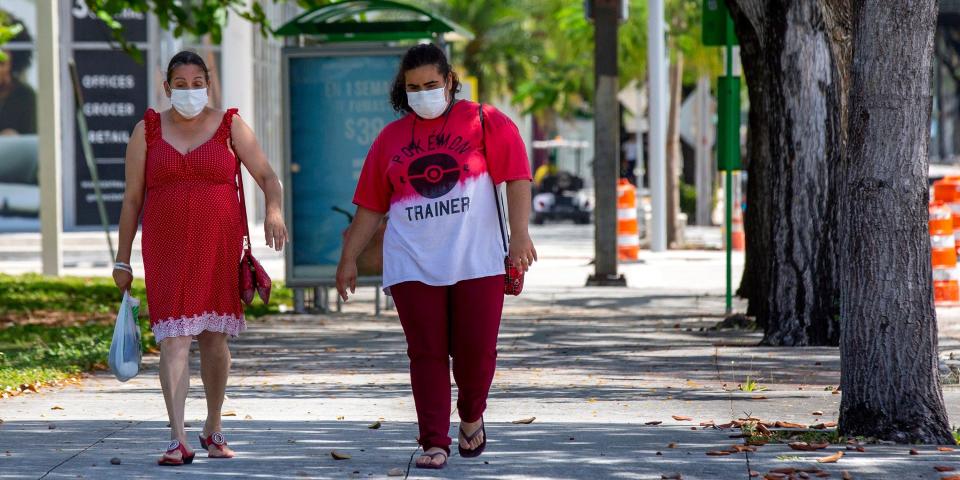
[353,100,531,290]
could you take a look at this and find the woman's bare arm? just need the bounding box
[229,114,287,251]
[113,121,147,291]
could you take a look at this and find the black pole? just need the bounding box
[587,0,626,286]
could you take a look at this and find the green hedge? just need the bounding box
[0,274,293,393]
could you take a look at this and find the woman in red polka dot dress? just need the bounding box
[112,51,287,466]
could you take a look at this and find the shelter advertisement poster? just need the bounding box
[284,51,402,285]
[0,0,38,232]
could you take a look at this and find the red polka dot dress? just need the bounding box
[141,108,246,342]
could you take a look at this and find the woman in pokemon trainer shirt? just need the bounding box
[335,44,536,470]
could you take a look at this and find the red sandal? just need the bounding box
[199,432,236,458]
[157,440,195,466]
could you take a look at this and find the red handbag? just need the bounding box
[504,257,524,296]
[236,161,271,305]
[481,104,524,296]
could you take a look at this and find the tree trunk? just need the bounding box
[728,2,773,323]
[728,0,841,345]
[666,52,684,247]
[837,0,953,444]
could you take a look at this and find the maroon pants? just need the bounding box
[390,275,505,454]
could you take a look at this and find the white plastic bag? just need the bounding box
[109,291,142,382]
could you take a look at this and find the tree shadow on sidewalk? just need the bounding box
[1,420,950,480]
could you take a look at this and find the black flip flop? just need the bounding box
[416,450,448,470]
[458,418,487,458]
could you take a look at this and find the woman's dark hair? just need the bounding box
[1,11,33,76]
[166,50,210,84]
[390,43,460,113]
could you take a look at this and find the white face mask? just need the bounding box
[407,85,449,119]
[169,88,208,119]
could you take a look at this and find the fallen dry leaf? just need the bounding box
[222,411,238,417]
[770,468,796,474]
[941,476,960,480]
[935,466,956,472]
[368,421,382,429]
[812,411,824,416]
[244,415,253,420]
[940,447,956,452]
[661,474,682,480]
[717,422,736,429]
[512,417,536,424]
[756,424,772,436]
[51,406,63,411]
[910,449,920,455]
[775,421,807,429]
[387,467,404,476]
[752,395,768,400]
[817,451,844,463]
[749,471,760,478]
[673,415,693,421]
[764,473,788,480]
[815,472,831,478]
[668,443,678,449]
[646,421,664,426]
[733,445,758,453]
[706,450,731,456]
[789,442,829,451]
[331,451,351,460]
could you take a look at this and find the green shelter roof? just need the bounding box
[275,0,474,43]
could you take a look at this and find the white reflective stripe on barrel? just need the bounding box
[617,208,638,220]
[618,235,640,246]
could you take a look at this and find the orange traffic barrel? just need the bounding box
[934,269,960,305]
[731,205,745,252]
[617,179,639,261]
[931,202,953,235]
[931,201,960,305]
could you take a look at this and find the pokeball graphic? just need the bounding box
[407,154,461,199]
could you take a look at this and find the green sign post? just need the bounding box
[703,0,741,314]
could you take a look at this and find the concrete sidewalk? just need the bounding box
[2,225,960,479]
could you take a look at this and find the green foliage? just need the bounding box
[680,182,697,221]
[427,0,533,104]
[738,376,766,392]
[0,273,292,319]
[507,0,719,119]
[0,273,147,317]
[72,1,329,62]
[0,273,294,391]
[766,429,845,445]
[0,317,154,392]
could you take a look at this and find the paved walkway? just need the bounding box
[2,225,960,479]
